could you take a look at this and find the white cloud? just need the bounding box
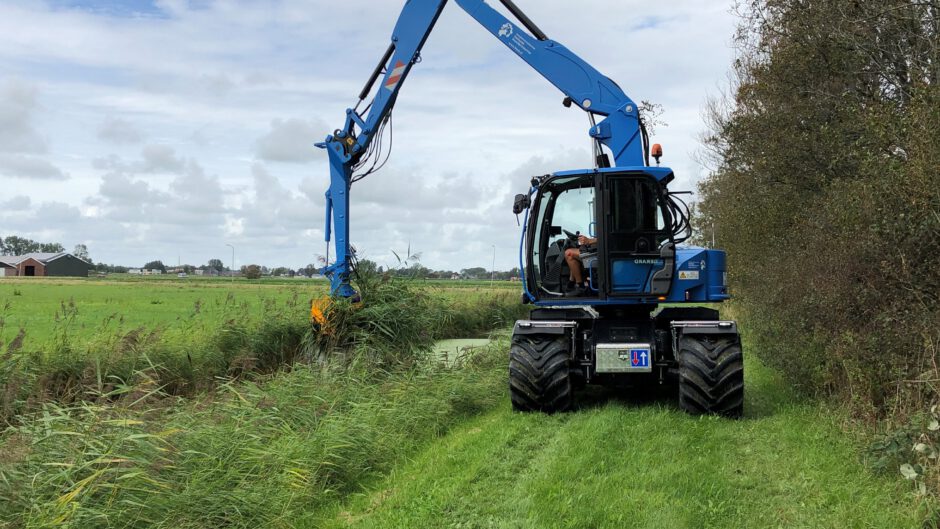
[97,116,144,144]
[98,172,167,205]
[0,79,47,154]
[1,195,31,210]
[141,145,186,173]
[93,145,186,174]
[254,118,327,163]
[215,163,325,263]
[0,79,68,180]
[0,154,68,180]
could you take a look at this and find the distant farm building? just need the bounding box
[0,253,93,277]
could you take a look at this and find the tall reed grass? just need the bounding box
[0,337,510,528]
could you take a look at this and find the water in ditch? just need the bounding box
[432,338,492,365]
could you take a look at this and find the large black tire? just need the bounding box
[678,334,744,417]
[509,335,572,413]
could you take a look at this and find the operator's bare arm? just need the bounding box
[578,235,597,246]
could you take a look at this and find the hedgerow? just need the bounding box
[698,0,939,420]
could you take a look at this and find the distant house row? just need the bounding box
[125,269,223,276]
[127,269,165,275]
[0,252,93,277]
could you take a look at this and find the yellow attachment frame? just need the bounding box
[310,296,331,330]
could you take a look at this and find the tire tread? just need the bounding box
[678,334,744,418]
[509,335,572,413]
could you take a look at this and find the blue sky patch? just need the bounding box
[46,0,168,18]
[630,15,681,31]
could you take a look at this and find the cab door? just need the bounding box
[524,173,596,298]
[598,172,675,297]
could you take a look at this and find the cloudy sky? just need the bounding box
[0,0,736,272]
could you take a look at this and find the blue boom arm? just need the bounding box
[317,0,645,297]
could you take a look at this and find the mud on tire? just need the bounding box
[678,334,744,418]
[509,335,572,413]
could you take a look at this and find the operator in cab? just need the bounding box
[564,234,597,297]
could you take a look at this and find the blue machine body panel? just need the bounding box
[527,243,728,307]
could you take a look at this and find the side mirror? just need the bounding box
[512,194,531,215]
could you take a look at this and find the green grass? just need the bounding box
[308,353,922,529]
[0,277,518,349]
[0,326,924,528]
[0,278,925,527]
[0,337,512,528]
[0,277,320,348]
[0,277,528,422]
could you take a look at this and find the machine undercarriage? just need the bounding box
[509,306,744,417]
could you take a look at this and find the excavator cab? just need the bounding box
[521,168,678,303]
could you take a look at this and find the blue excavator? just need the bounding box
[317,0,744,416]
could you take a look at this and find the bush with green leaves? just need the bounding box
[697,0,939,420]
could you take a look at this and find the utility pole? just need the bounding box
[226,243,235,283]
[491,244,496,285]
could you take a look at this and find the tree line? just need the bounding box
[354,259,520,281]
[697,0,939,421]
[2,235,517,280]
[0,236,90,262]
[94,258,517,280]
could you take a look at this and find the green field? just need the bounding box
[0,277,926,527]
[0,278,307,346]
[0,277,517,348]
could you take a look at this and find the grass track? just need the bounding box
[308,354,919,529]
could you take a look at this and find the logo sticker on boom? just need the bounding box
[499,23,513,38]
[384,61,407,91]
